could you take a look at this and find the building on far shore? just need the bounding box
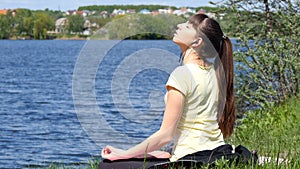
[0,9,16,16]
[55,18,68,33]
[0,9,8,15]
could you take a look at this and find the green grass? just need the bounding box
[226,95,300,168]
[43,96,300,168]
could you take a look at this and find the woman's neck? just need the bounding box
[179,44,189,53]
[183,48,211,68]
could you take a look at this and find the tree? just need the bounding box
[0,15,10,39]
[66,15,85,33]
[33,12,54,39]
[14,9,34,37]
[215,0,300,113]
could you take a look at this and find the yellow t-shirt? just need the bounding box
[165,63,224,162]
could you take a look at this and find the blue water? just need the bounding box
[0,40,182,168]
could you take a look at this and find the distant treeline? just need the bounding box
[1,4,293,40]
[0,5,219,40]
[78,4,217,13]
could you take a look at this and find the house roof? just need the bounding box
[0,9,8,15]
[55,18,68,26]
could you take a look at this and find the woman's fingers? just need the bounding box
[101,145,129,161]
[101,146,112,158]
[104,146,111,154]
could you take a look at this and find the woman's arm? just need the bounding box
[101,87,185,161]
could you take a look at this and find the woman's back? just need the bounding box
[166,63,224,161]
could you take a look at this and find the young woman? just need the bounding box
[99,13,237,168]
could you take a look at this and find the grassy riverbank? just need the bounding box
[227,95,300,168]
[45,96,300,168]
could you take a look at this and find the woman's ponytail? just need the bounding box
[218,37,236,139]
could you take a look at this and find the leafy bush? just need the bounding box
[217,0,300,113]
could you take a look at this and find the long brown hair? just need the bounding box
[189,14,236,138]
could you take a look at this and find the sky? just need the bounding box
[0,0,213,11]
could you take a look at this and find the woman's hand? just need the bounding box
[101,145,129,161]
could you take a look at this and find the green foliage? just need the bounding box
[0,10,16,39]
[0,14,10,39]
[0,9,64,39]
[0,5,219,40]
[78,5,177,14]
[92,14,185,40]
[217,0,300,113]
[66,15,85,33]
[14,9,34,37]
[33,12,54,39]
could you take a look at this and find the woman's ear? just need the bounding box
[191,37,202,48]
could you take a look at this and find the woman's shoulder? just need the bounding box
[168,65,190,83]
[171,64,192,74]
[171,64,202,76]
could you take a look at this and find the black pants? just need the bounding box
[98,144,258,169]
[98,158,169,169]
